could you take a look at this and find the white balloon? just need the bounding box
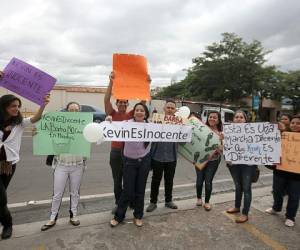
[176,106,190,119]
[83,122,103,143]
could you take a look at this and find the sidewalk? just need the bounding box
[0,186,299,250]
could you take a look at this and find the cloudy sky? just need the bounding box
[1,0,299,87]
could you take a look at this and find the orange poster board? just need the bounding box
[112,54,150,101]
[276,132,300,174]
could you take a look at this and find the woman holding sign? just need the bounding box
[110,102,151,227]
[265,115,300,227]
[226,110,257,223]
[195,111,223,211]
[40,102,86,231]
[0,70,50,240]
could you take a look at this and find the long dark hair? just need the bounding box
[66,101,81,111]
[0,94,23,130]
[133,102,149,122]
[280,113,292,122]
[206,111,223,132]
[132,102,150,148]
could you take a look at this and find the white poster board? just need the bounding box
[98,121,193,142]
[223,123,281,165]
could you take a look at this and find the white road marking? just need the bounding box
[8,174,272,208]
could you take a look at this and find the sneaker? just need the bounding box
[1,226,12,240]
[265,208,279,215]
[146,203,157,212]
[70,217,80,226]
[285,219,295,227]
[41,220,56,231]
[165,201,178,209]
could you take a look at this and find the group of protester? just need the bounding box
[0,70,299,240]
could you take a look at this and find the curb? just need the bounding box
[6,186,272,240]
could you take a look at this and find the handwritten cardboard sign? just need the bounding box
[0,57,56,105]
[33,112,93,157]
[223,123,281,165]
[112,53,150,101]
[276,132,300,174]
[151,113,187,125]
[178,116,221,170]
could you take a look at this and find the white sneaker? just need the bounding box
[265,208,279,215]
[70,216,80,226]
[285,219,295,227]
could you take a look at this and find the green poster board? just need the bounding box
[33,112,93,157]
[178,116,221,169]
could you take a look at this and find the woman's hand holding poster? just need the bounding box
[178,116,221,170]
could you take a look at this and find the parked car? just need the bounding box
[80,105,106,123]
[201,107,234,123]
[61,104,106,123]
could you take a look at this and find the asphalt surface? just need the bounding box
[1,187,299,250]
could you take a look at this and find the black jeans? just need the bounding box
[109,149,123,205]
[0,164,16,227]
[115,154,151,222]
[195,158,220,203]
[150,160,177,204]
[229,165,255,215]
[272,171,300,221]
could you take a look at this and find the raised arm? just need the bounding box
[104,72,115,115]
[30,94,50,123]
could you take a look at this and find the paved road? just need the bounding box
[2,188,299,249]
[8,136,271,204]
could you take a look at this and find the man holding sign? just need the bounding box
[147,100,179,212]
[105,72,133,212]
[104,55,151,212]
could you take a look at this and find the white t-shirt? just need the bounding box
[0,117,32,164]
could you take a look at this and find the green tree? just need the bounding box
[157,33,277,103]
[281,70,300,112]
[155,81,188,99]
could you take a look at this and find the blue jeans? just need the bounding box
[228,164,255,215]
[114,154,151,222]
[272,170,300,221]
[195,158,220,203]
